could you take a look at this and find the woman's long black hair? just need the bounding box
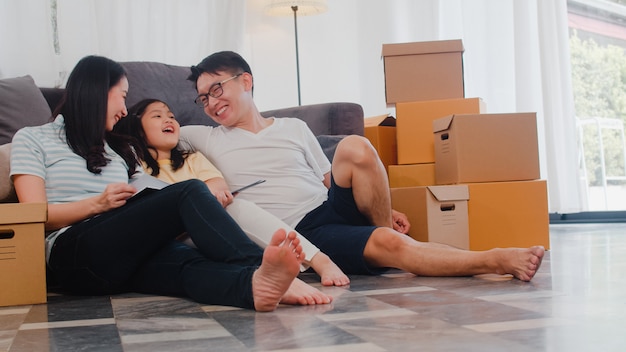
[54,55,138,177]
[112,98,190,177]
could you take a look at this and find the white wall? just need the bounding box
[245,0,454,116]
[1,0,536,118]
[244,0,367,113]
[0,0,583,212]
[242,0,533,118]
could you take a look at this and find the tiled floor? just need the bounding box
[1,223,625,351]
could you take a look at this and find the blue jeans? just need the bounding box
[48,179,263,309]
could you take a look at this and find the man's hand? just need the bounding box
[391,209,410,234]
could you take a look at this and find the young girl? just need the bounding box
[10,55,332,311]
[113,98,349,287]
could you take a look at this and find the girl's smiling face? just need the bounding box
[140,101,179,159]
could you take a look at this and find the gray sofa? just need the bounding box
[0,61,364,204]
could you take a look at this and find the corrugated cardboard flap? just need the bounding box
[427,185,469,202]
[365,114,396,127]
[382,39,464,57]
[432,114,455,133]
[0,203,47,224]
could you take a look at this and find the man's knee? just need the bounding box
[335,135,378,166]
[363,228,409,267]
[367,228,406,253]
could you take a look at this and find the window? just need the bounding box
[568,0,626,211]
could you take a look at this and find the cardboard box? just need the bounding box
[396,97,486,164]
[382,39,465,104]
[388,163,436,187]
[0,202,48,307]
[433,112,540,184]
[467,180,549,250]
[364,114,397,171]
[391,185,469,249]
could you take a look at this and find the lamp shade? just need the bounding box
[264,0,328,16]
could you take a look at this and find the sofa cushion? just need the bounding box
[122,62,213,127]
[262,103,364,136]
[0,143,17,203]
[317,135,346,162]
[0,75,52,145]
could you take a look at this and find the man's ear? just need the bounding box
[242,72,254,92]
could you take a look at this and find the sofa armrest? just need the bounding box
[0,143,17,203]
[261,102,364,136]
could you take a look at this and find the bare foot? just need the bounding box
[308,252,350,286]
[494,246,545,281]
[252,230,303,312]
[281,277,333,305]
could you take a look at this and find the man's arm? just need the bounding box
[179,125,213,153]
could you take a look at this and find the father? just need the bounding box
[180,51,544,281]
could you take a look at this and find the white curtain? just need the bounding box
[0,0,583,213]
[0,0,246,87]
[536,0,584,213]
[0,0,58,85]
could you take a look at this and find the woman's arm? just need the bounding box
[13,174,137,231]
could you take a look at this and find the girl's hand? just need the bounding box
[205,177,233,208]
[213,189,234,208]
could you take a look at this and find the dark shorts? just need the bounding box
[295,175,387,275]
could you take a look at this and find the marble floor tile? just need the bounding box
[1,223,626,351]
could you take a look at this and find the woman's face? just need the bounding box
[140,101,180,155]
[106,76,129,131]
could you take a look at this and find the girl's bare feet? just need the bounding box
[251,229,303,312]
[493,245,545,281]
[308,252,350,286]
[281,278,333,305]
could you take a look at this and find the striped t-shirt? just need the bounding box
[10,116,135,262]
[10,116,132,205]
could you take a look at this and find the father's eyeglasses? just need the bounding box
[194,73,243,107]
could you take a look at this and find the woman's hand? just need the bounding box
[95,183,137,213]
[13,174,138,231]
[47,182,136,230]
[45,182,136,230]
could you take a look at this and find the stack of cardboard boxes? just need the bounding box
[364,39,549,251]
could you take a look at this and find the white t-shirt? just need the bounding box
[180,118,331,227]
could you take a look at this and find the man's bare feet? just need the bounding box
[281,278,333,305]
[308,252,350,286]
[494,246,545,281]
[252,229,303,312]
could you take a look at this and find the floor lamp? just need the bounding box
[264,0,327,106]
